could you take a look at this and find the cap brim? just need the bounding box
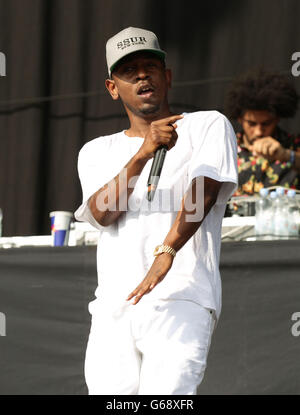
[109,49,166,76]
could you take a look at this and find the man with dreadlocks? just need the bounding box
[225,68,300,196]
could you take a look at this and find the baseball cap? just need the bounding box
[106,27,166,77]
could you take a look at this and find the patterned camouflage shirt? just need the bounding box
[234,127,300,196]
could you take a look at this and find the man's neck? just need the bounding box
[125,107,174,138]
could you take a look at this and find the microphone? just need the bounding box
[147,145,168,201]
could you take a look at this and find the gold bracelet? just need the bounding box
[153,244,176,258]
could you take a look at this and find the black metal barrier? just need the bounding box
[0,241,299,395]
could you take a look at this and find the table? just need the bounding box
[0,241,299,394]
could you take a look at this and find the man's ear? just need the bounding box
[165,68,172,89]
[105,78,119,100]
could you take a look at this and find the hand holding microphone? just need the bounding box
[137,114,183,201]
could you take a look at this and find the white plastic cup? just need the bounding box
[49,211,73,246]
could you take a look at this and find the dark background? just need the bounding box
[0,0,300,236]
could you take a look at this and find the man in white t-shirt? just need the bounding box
[75,27,238,395]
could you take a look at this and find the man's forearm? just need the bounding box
[163,177,222,252]
[125,176,223,305]
[89,152,150,226]
[292,150,300,173]
[280,148,300,173]
[163,208,202,252]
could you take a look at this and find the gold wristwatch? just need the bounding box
[153,244,176,258]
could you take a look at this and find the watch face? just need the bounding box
[154,245,161,256]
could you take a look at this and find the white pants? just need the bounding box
[85,299,216,395]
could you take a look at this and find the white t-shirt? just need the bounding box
[75,111,238,320]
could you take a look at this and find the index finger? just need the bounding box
[159,114,184,125]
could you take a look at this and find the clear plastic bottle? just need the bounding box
[276,187,287,201]
[273,187,289,239]
[287,189,299,237]
[269,191,278,239]
[255,188,272,238]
